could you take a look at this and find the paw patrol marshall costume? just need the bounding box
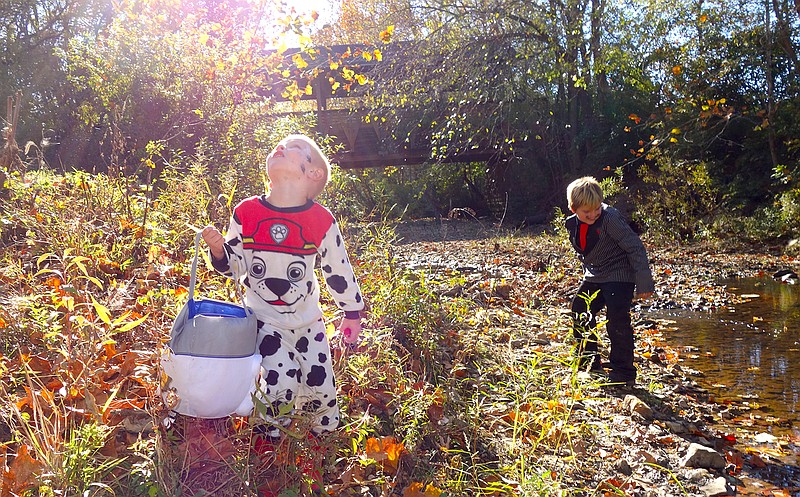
[211,196,363,436]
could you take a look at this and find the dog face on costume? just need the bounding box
[246,251,315,314]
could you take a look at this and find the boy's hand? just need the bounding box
[201,225,225,260]
[339,318,362,346]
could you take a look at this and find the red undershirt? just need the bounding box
[579,222,589,251]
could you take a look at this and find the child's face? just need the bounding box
[572,203,602,224]
[267,138,313,175]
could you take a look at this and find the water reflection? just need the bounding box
[645,277,800,420]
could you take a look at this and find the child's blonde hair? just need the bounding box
[567,176,604,211]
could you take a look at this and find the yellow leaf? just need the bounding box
[116,313,149,333]
[374,49,383,61]
[380,25,394,43]
[670,128,682,135]
[198,33,209,45]
[330,61,339,70]
[92,297,112,326]
[365,436,405,474]
[672,65,682,75]
[292,53,308,69]
[355,74,367,85]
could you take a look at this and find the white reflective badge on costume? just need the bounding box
[270,223,288,244]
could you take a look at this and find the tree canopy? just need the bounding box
[2,0,800,237]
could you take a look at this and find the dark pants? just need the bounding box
[571,280,636,382]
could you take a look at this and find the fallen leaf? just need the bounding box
[726,450,744,473]
[1,445,44,494]
[365,436,405,474]
[748,453,766,468]
[754,432,777,444]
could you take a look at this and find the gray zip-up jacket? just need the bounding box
[565,204,655,295]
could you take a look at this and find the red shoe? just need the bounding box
[296,433,325,495]
[253,434,278,455]
[253,433,283,496]
[258,483,279,497]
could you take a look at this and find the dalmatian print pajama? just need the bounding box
[210,196,364,435]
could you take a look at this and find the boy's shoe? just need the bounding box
[589,362,606,374]
[578,356,603,372]
[606,378,636,392]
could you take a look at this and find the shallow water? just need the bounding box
[645,277,800,422]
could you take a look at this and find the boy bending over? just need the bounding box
[565,176,654,386]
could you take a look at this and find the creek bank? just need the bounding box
[391,219,799,496]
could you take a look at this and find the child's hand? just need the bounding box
[338,318,362,347]
[636,291,654,300]
[201,225,225,260]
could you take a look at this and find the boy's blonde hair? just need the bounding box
[567,176,604,211]
[285,134,331,199]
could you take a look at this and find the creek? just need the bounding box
[646,277,800,425]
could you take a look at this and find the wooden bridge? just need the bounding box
[317,109,500,168]
[259,44,502,169]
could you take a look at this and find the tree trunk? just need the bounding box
[563,0,586,174]
[772,0,800,80]
[1,93,24,172]
[591,0,609,111]
[765,0,780,169]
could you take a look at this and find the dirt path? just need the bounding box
[390,219,799,497]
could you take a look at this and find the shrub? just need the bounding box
[633,149,722,242]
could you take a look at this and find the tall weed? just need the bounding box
[3,364,125,496]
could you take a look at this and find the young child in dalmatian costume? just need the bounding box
[201,134,363,439]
